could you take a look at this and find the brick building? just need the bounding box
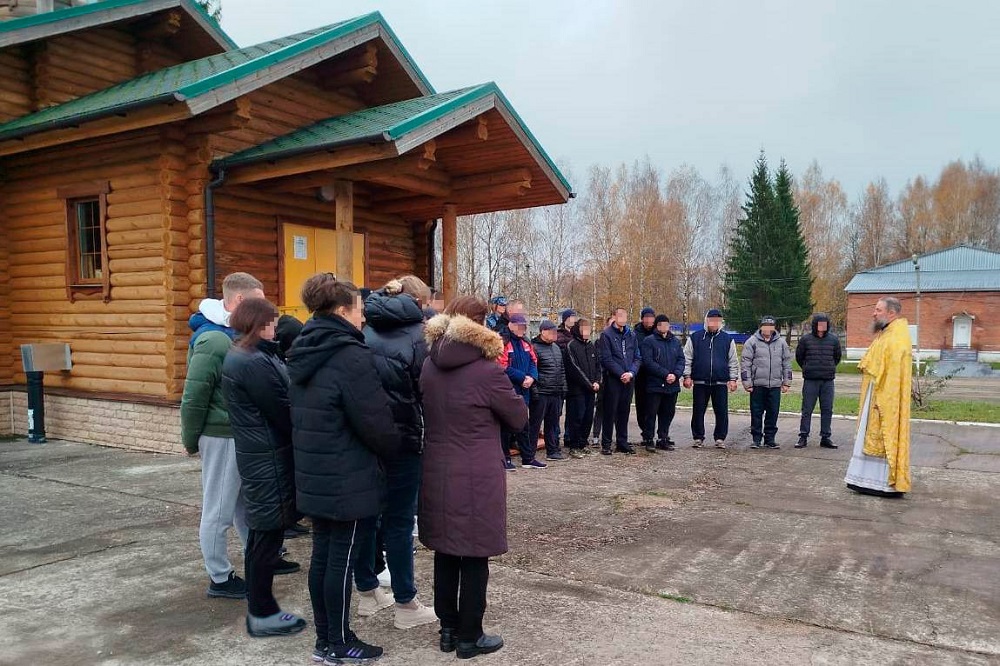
[844,246,1000,362]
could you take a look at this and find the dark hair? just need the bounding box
[301,273,359,315]
[445,295,489,325]
[230,297,279,349]
[576,317,591,327]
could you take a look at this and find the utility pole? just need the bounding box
[912,253,921,376]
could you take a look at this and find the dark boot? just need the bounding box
[439,628,456,653]
[456,634,504,660]
[795,436,807,449]
[820,438,838,449]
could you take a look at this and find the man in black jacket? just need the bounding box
[564,318,601,458]
[795,313,842,448]
[633,307,656,447]
[531,320,568,461]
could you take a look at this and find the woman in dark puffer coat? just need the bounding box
[419,296,529,659]
[221,297,306,638]
[285,275,402,665]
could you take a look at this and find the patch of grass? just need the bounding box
[658,592,693,604]
[644,490,671,497]
[990,362,1000,371]
[610,494,625,514]
[673,392,1000,424]
[0,435,20,442]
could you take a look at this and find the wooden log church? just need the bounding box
[0,0,572,450]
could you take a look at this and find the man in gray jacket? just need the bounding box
[741,316,792,450]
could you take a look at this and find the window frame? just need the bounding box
[58,181,111,302]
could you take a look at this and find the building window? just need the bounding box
[59,182,110,301]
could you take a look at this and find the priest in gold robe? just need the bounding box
[846,296,912,497]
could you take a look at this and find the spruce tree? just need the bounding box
[773,161,814,336]
[724,152,779,333]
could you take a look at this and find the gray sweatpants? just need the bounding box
[198,435,248,583]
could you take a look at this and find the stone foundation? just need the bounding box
[8,392,184,454]
[0,391,11,436]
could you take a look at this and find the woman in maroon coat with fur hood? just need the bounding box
[419,296,528,659]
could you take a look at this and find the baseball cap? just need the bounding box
[509,313,528,326]
[706,308,723,319]
[760,315,777,326]
[539,319,557,331]
[490,296,508,306]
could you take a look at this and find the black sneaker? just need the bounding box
[750,441,762,450]
[207,572,247,599]
[645,444,658,453]
[439,627,457,653]
[820,438,839,449]
[274,558,301,576]
[456,634,504,660]
[601,447,613,456]
[311,641,329,664]
[616,444,637,455]
[795,436,807,449]
[763,442,780,450]
[284,521,310,539]
[324,639,383,665]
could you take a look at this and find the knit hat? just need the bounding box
[640,307,655,319]
[760,315,777,326]
[490,295,508,306]
[539,319,557,332]
[509,313,528,326]
[706,308,723,318]
[560,308,577,323]
[654,314,670,326]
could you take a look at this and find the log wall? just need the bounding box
[0,46,33,122]
[1,128,173,397]
[0,26,188,122]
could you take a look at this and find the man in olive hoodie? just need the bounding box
[181,272,264,599]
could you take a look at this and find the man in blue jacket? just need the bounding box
[682,309,739,449]
[499,313,546,469]
[597,307,641,455]
[640,315,685,452]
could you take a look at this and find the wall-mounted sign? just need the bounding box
[293,235,308,260]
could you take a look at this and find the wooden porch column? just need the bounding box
[334,180,354,282]
[442,204,458,304]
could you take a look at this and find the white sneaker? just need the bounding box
[377,567,392,589]
[394,599,438,629]
[357,586,394,617]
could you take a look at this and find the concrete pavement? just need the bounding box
[1,412,998,665]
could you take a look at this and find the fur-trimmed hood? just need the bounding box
[425,313,504,370]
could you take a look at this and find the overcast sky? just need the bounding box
[218,0,1000,198]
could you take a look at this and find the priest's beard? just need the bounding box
[871,318,890,333]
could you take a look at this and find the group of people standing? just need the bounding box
[484,300,847,465]
[181,272,522,663]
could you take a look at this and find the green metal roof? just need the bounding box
[215,82,573,195]
[217,85,485,166]
[0,11,434,142]
[0,0,237,50]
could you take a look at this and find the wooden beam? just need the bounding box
[223,142,399,186]
[366,172,450,198]
[335,180,354,282]
[454,167,531,191]
[324,66,377,88]
[136,9,182,41]
[0,103,192,158]
[435,116,489,150]
[375,181,531,216]
[260,151,437,192]
[442,204,458,305]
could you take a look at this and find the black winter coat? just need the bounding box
[641,332,685,394]
[286,314,402,521]
[221,339,298,531]
[364,291,428,454]
[796,315,842,380]
[532,335,567,395]
[565,322,602,397]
